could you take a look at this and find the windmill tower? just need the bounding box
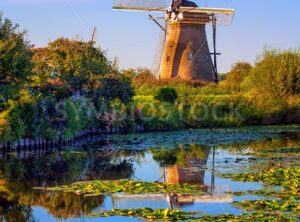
[113,0,235,82]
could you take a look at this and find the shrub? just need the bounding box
[185,95,256,127]
[63,99,86,139]
[244,48,300,98]
[0,100,26,142]
[154,87,178,104]
[221,62,253,92]
[94,74,134,104]
[133,96,181,131]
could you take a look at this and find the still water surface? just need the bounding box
[0,126,300,221]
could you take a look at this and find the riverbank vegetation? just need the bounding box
[0,14,300,143]
[131,50,300,130]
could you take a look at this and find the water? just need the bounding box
[0,125,299,221]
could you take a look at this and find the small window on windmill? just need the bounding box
[167,56,170,62]
[187,52,193,61]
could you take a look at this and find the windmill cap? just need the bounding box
[182,0,198,7]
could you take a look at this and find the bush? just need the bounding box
[92,74,135,104]
[221,62,253,92]
[0,100,26,142]
[154,87,178,104]
[131,69,207,97]
[185,95,257,127]
[244,48,300,98]
[133,96,181,131]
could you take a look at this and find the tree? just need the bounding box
[32,38,114,93]
[154,87,178,104]
[0,14,33,102]
[245,48,300,98]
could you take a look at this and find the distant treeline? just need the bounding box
[0,14,300,143]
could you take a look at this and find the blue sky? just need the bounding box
[1,0,300,72]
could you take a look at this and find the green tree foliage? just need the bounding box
[154,87,178,104]
[31,47,52,86]
[0,14,33,102]
[0,100,26,142]
[245,48,300,98]
[63,99,86,139]
[221,62,253,91]
[32,38,114,92]
[94,74,134,103]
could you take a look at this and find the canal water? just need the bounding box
[0,125,299,221]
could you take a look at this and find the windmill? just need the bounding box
[113,0,235,82]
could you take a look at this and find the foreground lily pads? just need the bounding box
[34,180,205,196]
[222,165,300,189]
[222,165,300,199]
[233,197,300,212]
[91,208,198,220]
[228,189,300,199]
[195,213,298,222]
[91,208,298,221]
[221,165,300,221]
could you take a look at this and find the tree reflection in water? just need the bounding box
[0,180,103,220]
[0,148,143,220]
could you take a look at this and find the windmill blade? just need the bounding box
[177,7,235,25]
[152,26,167,78]
[113,0,168,12]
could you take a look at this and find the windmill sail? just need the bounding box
[113,0,168,12]
[152,29,167,78]
[178,7,235,25]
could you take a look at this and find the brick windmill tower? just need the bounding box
[113,0,235,82]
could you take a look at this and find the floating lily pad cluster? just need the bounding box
[223,165,300,187]
[222,165,300,221]
[92,208,297,221]
[36,180,205,196]
[92,208,198,220]
[233,198,300,213]
[195,212,297,222]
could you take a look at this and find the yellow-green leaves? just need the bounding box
[92,208,197,221]
[35,180,205,196]
[222,166,300,221]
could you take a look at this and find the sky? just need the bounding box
[0,0,300,73]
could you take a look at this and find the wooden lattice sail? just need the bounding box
[113,0,167,11]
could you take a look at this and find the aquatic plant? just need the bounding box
[92,208,198,220]
[92,208,298,221]
[233,197,300,213]
[35,180,205,196]
[223,165,300,189]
